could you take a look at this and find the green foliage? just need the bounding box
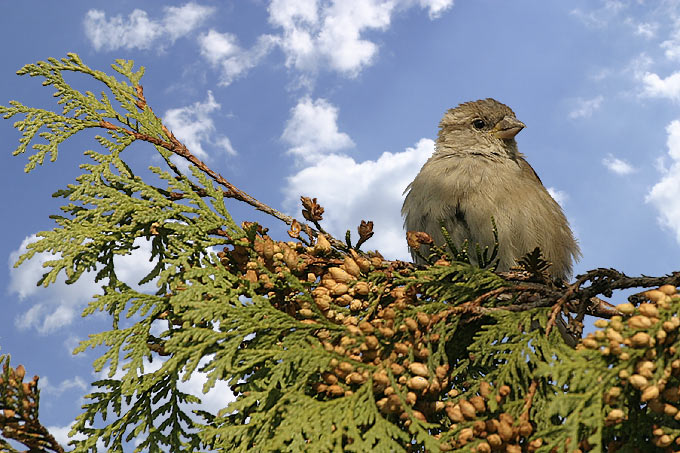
[1,54,246,452]
[436,217,500,271]
[0,54,149,172]
[3,54,680,453]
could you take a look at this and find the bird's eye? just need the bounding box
[472,119,485,129]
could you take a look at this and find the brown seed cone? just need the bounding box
[354,281,370,296]
[485,419,499,434]
[346,372,367,385]
[394,343,410,355]
[498,420,514,442]
[406,391,417,406]
[364,336,379,349]
[645,289,667,303]
[659,284,677,295]
[314,234,332,255]
[379,327,395,338]
[343,256,362,277]
[628,315,653,329]
[435,365,449,380]
[518,421,533,437]
[407,376,429,391]
[327,385,344,396]
[354,256,371,273]
[475,441,491,453]
[281,244,299,271]
[479,381,491,398]
[457,428,474,446]
[382,307,396,319]
[638,303,659,318]
[358,321,374,334]
[322,372,338,385]
[409,362,429,377]
[416,312,430,326]
[630,332,651,348]
[331,283,349,296]
[404,317,419,332]
[459,400,477,419]
[329,267,354,283]
[390,363,405,375]
[15,365,25,381]
[487,433,502,448]
[641,385,660,402]
[469,395,486,413]
[445,404,464,423]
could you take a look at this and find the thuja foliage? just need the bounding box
[2,54,680,452]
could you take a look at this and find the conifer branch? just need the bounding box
[0,357,64,453]
[4,54,680,452]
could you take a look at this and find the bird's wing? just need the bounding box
[518,156,543,186]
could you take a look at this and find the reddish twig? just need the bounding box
[521,379,538,422]
[545,282,580,338]
[99,85,350,251]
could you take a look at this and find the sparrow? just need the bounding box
[401,98,581,280]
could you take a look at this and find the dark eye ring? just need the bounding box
[472,119,485,129]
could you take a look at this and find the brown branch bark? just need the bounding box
[99,86,352,252]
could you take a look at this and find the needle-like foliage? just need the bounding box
[2,54,680,453]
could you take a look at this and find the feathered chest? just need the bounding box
[418,154,525,202]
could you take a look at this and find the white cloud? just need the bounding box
[97,354,235,420]
[177,357,236,414]
[281,97,354,162]
[198,30,279,86]
[635,21,658,38]
[64,335,84,354]
[661,22,680,61]
[284,138,433,260]
[570,1,625,28]
[627,52,654,78]
[164,91,236,162]
[9,235,102,334]
[199,30,240,65]
[9,236,157,334]
[84,9,162,51]
[91,346,232,418]
[163,3,215,41]
[281,97,435,260]
[569,95,604,119]
[84,3,213,51]
[646,119,680,244]
[641,71,680,101]
[269,0,391,76]
[188,0,453,85]
[215,136,237,156]
[42,305,78,333]
[412,0,454,19]
[268,0,453,79]
[41,375,88,397]
[47,423,87,448]
[547,187,568,207]
[590,67,611,81]
[268,0,318,29]
[602,153,636,175]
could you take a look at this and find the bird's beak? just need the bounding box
[491,116,525,139]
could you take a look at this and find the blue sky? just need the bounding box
[1,0,680,446]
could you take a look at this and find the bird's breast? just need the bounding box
[424,155,522,201]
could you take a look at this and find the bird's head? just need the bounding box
[435,98,525,158]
